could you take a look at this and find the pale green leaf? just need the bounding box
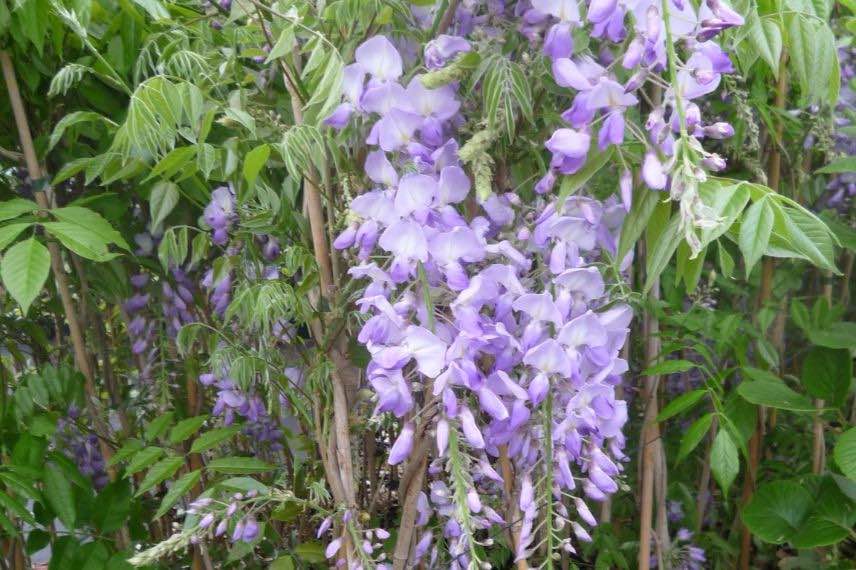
[0,238,50,314]
[0,223,32,251]
[711,429,739,493]
[149,181,179,232]
[0,198,39,222]
[834,428,856,481]
[739,196,774,277]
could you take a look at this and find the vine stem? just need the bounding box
[659,0,687,139]
[542,389,555,570]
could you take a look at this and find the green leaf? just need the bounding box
[108,439,144,467]
[0,490,37,526]
[816,156,856,174]
[270,555,296,570]
[135,456,184,497]
[834,428,856,481]
[145,146,198,182]
[0,223,32,251]
[657,389,707,422]
[697,180,750,248]
[711,429,739,494]
[739,197,773,277]
[644,213,681,293]
[617,185,660,262]
[125,446,165,476]
[217,477,269,494]
[743,480,814,543]
[154,469,201,520]
[207,457,275,475]
[737,379,814,412]
[557,146,614,204]
[787,15,838,104]
[772,202,838,272]
[48,111,116,152]
[50,206,130,251]
[801,347,851,406]
[294,542,326,564]
[808,322,856,349]
[149,182,179,233]
[145,411,175,441]
[642,359,696,377]
[169,416,208,445]
[223,108,256,138]
[132,0,170,20]
[677,414,714,463]
[190,425,242,454]
[0,512,16,537]
[747,15,783,76]
[266,26,296,62]
[44,462,76,529]
[0,198,38,222]
[243,144,270,188]
[1,238,51,314]
[43,222,116,262]
[93,480,132,533]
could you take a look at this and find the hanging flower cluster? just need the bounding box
[322,0,746,563]
[330,25,631,566]
[528,0,743,255]
[55,405,109,489]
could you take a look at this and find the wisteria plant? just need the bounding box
[0,0,853,569]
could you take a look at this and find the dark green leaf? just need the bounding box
[154,469,201,519]
[742,480,813,543]
[125,446,165,476]
[43,462,76,528]
[207,457,275,474]
[642,360,696,376]
[677,414,714,462]
[657,389,707,422]
[169,416,208,445]
[737,380,814,412]
[801,347,851,405]
[189,425,242,454]
[135,456,184,496]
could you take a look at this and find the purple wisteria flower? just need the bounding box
[328,23,633,566]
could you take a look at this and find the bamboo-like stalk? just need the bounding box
[0,51,117,471]
[256,8,359,543]
[739,52,789,570]
[638,266,662,570]
[694,415,717,534]
[812,278,833,474]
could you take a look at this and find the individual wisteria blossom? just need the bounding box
[329,23,631,567]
